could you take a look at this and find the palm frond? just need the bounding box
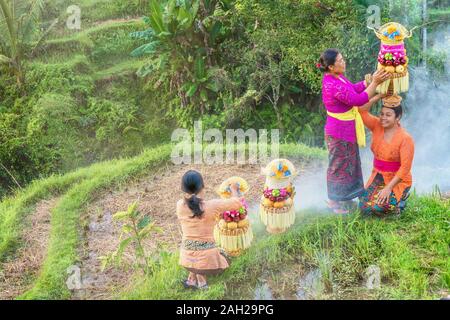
[0,0,18,56]
[0,53,12,64]
[19,0,45,42]
[0,0,45,87]
[30,17,58,56]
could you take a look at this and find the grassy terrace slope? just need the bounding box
[15,1,173,181]
[0,143,326,299]
[0,142,448,300]
[0,0,448,300]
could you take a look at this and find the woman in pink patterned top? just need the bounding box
[318,48,390,213]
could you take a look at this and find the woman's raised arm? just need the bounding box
[364,69,391,99]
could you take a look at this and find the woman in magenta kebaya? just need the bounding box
[318,48,390,214]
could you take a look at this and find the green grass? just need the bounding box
[0,143,171,262]
[46,19,142,44]
[35,19,144,60]
[31,54,92,73]
[0,142,324,299]
[4,142,448,300]
[429,8,450,21]
[73,0,144,25]
[93,58,145,81]
[18,144,173,299]
[0,164,103,261]
[39,0,144,42]
[31,17,147,85]
[123,196,449,300]
[0,149,161,261]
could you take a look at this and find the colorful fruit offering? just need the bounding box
[261,185,295,208]
[370,22,413,94]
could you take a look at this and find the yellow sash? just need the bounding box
[327,107,366,147]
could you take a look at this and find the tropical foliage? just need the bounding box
[0,0,447,198]
[131,0,234,125]
[0,0,56,87]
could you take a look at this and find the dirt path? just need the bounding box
[92,17,140,27]
[0,199,58,300]
[48,16,141,39]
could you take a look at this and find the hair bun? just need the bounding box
[318,48,340,73]
[316,62,327,72]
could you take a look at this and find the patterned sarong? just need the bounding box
[359,173,410,217]
[326,135,365,201]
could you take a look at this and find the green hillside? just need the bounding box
[0,142,448,299]
[0,0,448,300]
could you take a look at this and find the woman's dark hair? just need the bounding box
[393,105,403,119]
[318,48,340,73]
[382,105,403,119]
[181,170,205,218]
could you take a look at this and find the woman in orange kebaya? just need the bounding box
[358,95,415,216]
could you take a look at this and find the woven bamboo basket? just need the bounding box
[214,176,253,257]
[376,70,409,95]
[213,221,253,257]
[259,202,295,234]
[370,22,414,95]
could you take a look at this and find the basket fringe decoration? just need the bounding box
[369,22,416,95]
[214,177,253,256]
[259,159,297,234]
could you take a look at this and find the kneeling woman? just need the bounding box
[358,95,415,216]
[177,170,242,289]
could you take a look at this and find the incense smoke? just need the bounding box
[401,24,450,194]
[294,24,449,210]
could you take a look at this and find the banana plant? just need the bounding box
[130,0,232,113]
[0,0,54,88]
[182,54,220,102]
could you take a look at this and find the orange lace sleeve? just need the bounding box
[395,135,415,181]
[359,110,380,132]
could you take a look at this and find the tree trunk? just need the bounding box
[270,99,284,134]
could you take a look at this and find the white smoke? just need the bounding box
[293,165,328,210]
[293,24,450,210]
[400,24,450,193]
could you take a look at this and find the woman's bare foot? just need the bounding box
[327,200,349,214]
[332,207,350,214]
[182,272,197,288]
[196,274,208,289]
